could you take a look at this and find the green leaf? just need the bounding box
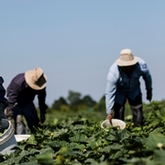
[54,128,68,137]
[69,142,86,151]
[153,150,165,164]
[85,158,107,165]
[69,133,88,142]
[48,140,69,150]
[36,151,54,165]
[146,133,165,150]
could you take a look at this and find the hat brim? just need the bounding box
[25,70,47,90]
[116,56,138,66]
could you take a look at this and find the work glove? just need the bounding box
[40,113,46,124]
[106,113,113,126]
[5,105,14,119]
[146,89,152,102]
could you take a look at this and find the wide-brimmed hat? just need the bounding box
[25,68,47,90]
[116,49,138,66]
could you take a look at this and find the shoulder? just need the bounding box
[137,57,146,64]
[13,73,24,80]
[109,62,118,72]
[137,57,149,71]
[107,62,119,79]
[9,73,26,86]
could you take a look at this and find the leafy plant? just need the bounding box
[1,101,165,165]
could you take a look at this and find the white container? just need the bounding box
[101,119,126,131]
[0,120,18,155]
[14,134,31,142]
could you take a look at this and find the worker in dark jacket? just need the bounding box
[0,76,9,132]
[6,68,48,134]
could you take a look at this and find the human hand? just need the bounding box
[40,113,46,124]
[5,107,13,118]
[106,114,113,126]
[146,89,152,102]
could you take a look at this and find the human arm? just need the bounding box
[140,62,152,101]
[6,74,24,118]
[38,88,48,124]
[105,79,116,124]
[105,66,118,123]
[106,113,113,126]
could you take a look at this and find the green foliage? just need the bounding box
[81,95,96,107]
[67,90,82,105]
[93,95,106,112]
[52,97,68,110]
[51,91,96,112]
[2,101,165,164]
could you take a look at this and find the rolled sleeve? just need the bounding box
[105,68,118,115]
[38,88,47,114]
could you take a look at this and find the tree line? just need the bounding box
[51,90,105,112]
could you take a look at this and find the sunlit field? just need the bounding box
[1,101,165,165]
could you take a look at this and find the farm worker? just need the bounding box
[0,76,9,132]
[5,68,48,134]
[105,49,152,126]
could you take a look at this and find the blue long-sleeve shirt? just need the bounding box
[105,57,152,115]
[6,73,47,111]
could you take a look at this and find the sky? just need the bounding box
[0,1,165,106]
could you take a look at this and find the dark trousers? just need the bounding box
[13,102,40,134]
[114,93,143,126]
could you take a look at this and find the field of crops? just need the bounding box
[1,101,165,165]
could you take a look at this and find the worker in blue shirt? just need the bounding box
[6,68,48,134]
[105,49,152,126]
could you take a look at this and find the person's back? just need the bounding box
[6,68,48,134]
[7,73,45,104]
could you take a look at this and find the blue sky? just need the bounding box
[1,1,165,106]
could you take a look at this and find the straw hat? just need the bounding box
[25,68,47,90]
[116,49,138,66]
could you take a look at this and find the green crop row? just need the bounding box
[1,101,165,165]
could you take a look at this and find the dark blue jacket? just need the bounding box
[7,73,47,112]
[0,78,8,113]
[0,85,6,101]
